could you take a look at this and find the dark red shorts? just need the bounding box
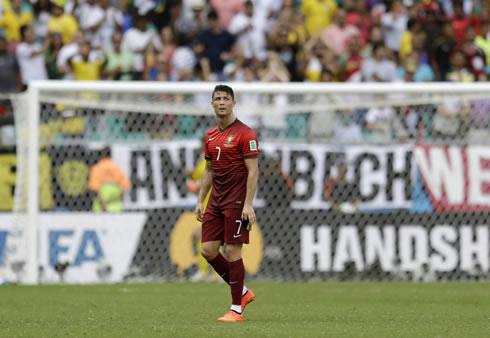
[201,208,249,244]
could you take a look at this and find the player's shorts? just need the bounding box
[201,208,249,244]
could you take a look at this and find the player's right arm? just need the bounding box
[195,159,212,222]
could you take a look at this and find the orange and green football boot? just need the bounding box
[217,311,243,322]
[241,289,255,312]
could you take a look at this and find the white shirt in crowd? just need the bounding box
[228,11,267,61]
[34,11,52,40]
[16,42,48,84]
[86,5,123,51]
[170,46,196,81]
[365,106,395,142]
[121,29,161,72]
[251,0,282,33]
[361,58,398,82]
[381,12,407,52]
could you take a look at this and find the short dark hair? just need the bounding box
[212,84,234,100]
[207,10,218,21]
[372,42,385,54]
[407,18,418,30]
[20,25,30,41]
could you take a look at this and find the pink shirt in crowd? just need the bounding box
[321,24,361,56]
[210,0,244,29]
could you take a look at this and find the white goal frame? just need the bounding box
[21,81,490,284]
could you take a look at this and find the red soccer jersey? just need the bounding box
[204,119,259,209]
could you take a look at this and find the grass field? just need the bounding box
[0,282,488,337]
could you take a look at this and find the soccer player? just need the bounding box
[195,84,259,322]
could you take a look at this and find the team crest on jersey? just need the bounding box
[224,134,234,148]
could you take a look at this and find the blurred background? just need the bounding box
[0,0,489,285]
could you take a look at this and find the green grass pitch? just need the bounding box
[0,282,488,337]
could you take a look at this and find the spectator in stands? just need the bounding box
[398,51,434,82]
[16,25,49,89]
[209,0,243,30]
[175,0,207,42]
[228,0,267,62]
[301,37,327,82]
[88,152,131,213]
[255,0,284,34]
[70,0,99,43]
[149,26,177,81]
[301,0,338,37]
[223,45,246,81]
[321,8,360,56]
[450,1,478,42]
[454,25,486,77]
[433,96,471,140]
[0,0,33,46]
[468,73,490,142]
[431,21,457,81]
[346,0,372,46]
[259,51,290,82]
[45,32,63,79]
[399,18,421,62]
[334,109,363,143]
[103,31,134,80]
[69,41,103,80]
[474,19,490,75]
[398,32,434,82]
[381,0,408,58]
[0,35,20,136]
[171,34,197,81]
[339,35,363,82]
[86,0,123,52]
[194,10,234,79]
[289,10,310,46]
[364,101,398,143]
[48,0,78,45]
[360,42,398,82]
[324,162,358,213]
[441,0,478,17]
[267,16,301,81]
[446,49,475,82]
[0,36,20,92]
[121,14,161,80]
[32,0,52,42]
[56,30,86,79]
[361,24,384,58]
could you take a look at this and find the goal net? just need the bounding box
[2,82,490,284]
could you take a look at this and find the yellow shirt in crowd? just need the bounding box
[399,31,413,62]
[301,0,338,37]
[48,14,78,44]
[72,59,103,81]
[0,11,34,41]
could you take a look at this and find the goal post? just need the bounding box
[7,81,490,284]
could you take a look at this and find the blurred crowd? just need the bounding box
[0,0,489,144]
[0,0,489,87]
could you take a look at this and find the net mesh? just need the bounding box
[2,85,490,283]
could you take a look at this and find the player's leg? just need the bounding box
[201,209,229,283]
[216,209,254,322]
[225,243,245,314]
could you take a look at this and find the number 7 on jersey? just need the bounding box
[215,146,221,161]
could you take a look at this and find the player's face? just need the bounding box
[211,91,235,118]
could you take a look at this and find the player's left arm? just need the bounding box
[242,157,258,224]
